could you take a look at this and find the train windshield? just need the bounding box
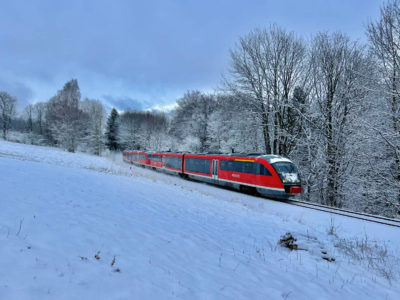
[272,162,300,183]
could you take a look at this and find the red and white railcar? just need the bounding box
[123,150,150,166]
[123,151,301,199]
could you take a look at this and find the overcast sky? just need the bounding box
[0,0,383,111]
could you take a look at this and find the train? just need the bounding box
[122,150,302,199]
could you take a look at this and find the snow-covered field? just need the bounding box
[0,141,399,299]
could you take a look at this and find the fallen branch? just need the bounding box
[16,218,24,236]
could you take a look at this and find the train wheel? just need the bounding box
[239,185,258,196]
[179,173,189,180]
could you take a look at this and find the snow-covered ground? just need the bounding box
[0,140,399,299]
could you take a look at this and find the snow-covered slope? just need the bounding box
[0,141,399,299]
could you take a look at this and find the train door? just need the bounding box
[212,159,219,179]
[162,156,166,168]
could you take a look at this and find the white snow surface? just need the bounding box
[281,173,299,183]
[0,140,399,299]
[265,156,292,164]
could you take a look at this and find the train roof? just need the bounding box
[187,153,293,163]
[124,150,292,163]
[184,152,290,160]
[230,153,263,157]
[260,155,292,164]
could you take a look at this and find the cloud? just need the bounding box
[0,0,379,113]
[102,95,147,112]
[0,79,34,109]
[149,102,178,112]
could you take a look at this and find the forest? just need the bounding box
[1,1,400,217]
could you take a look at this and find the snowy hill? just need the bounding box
[0,141,399,299]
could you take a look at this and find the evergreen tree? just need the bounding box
[105,108,120,151]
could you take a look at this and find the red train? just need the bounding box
[122,150,302,199]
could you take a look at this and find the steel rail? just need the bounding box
[284,198,400,228]
[123,159,400,228]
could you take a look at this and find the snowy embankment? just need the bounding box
[0,141,399,299]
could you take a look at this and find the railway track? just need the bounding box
[123,159,400,228]
[284,198,400,228]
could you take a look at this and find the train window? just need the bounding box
[150,155,162,162]
[243,161,254,173]
[272,162,300,183]
[222,160,249,173]
[220,160,271,176]
[220,160,231,171]
[166,156,182,170]
[272,162,298,174]
[185,158,211,174]
[133,153,138,161]
[139,154,147,160]
[257,163,272,176]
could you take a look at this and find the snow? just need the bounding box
[262,155,292,164]
[281,172,299,183]
[0,140,399,299]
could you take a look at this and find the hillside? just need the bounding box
[0,141,399,299]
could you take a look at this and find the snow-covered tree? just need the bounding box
[226,25,308,155]
[309,32,370,207]
[119,110,168,151]
[46,79,83,152]
[105,108,120,151]
[33,102,46,135]
[120,111,141,150]
[0,91,17,140]
[80,98,106,155]
[170,91,215,152]
[22,104,34,133]
[366,0,400,215]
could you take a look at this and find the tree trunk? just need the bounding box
[326,92,337,207]
[260,101,270,153]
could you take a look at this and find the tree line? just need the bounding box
[1,1,400,217]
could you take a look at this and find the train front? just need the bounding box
[261,155,302,199]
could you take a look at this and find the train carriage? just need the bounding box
[123,150,134,163]
[123,150,302,199]
[152,152,184,173]
[136,151,150,165]
[182,153,301,199]
[122,150,128,162]
[149,153,163,169]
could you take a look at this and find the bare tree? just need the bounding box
[33,102,46,135]
[46,79,83,152]
[120,111,142,150]
[119,110,168,151]
[170,91,215,152]
[310,32,369,207]
[22,104,34,132]
[81,98,106,155]
[0,91,17,140]
[226,25,308,155]
[367,0,400,213]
